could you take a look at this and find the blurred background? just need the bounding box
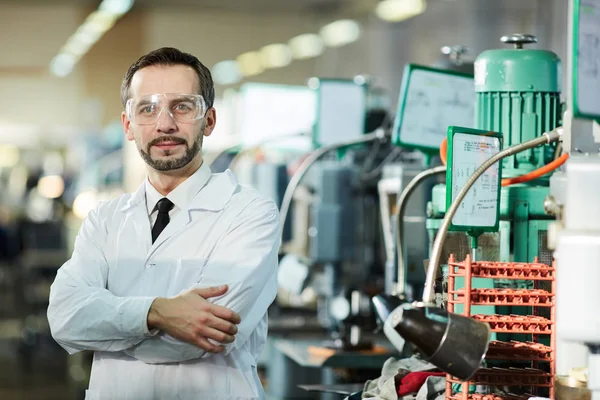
[0,0,570,399]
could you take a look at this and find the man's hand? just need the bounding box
[147,285,241,354]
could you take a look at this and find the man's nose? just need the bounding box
[156,108,177,133]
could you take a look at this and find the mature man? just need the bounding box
[47,47,280,400]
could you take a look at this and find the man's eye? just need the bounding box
[174,103,193,112]
[139,105,156,114]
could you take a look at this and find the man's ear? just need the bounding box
[122,111,134,141]
[203,108,217,137]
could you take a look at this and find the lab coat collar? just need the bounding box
[186,169,238,212]
[120,163,237,213]
[150,169,238,255]
[121,164,239,259]
[144,162,211,215]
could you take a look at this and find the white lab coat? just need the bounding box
[47,165,281,400]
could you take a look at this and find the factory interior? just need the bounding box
[1,0,600,399]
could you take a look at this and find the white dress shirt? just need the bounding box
[145,162,209,226]
[146,182,178,227]
[47,162,281,400]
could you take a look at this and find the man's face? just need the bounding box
[121,65,216,172]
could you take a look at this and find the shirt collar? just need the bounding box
[121,163,237,213]
[144,162,212,215]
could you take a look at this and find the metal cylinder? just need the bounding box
[555,157,600,387]
[564,157,600,231]
[556,232,600,342]
[474,34,562,177]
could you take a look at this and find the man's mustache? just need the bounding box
[149,136,187,147]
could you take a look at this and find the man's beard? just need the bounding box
[138,122,204,171]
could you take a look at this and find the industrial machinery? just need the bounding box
[266,1,598,399]
[279,75,450,346]
[377,124,563,398]
[422,34,563,320]
[378,1,600,399]
[273,9,593,394]
[389,62,476,301]
[277,65,478,349]
[377,160,431,299]
[404,35,564,398]
[269,77,406,400]
[277,77,389,349]
[267,63,481,398]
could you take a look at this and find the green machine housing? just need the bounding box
[426,34,561,326]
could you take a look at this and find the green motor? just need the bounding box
[475,34,562,178]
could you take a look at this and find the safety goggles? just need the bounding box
[126,93,208,125]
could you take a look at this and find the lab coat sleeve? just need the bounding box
[47,203,157,354]
[125,197,280,364]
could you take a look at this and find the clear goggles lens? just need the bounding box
[126,93,207,125]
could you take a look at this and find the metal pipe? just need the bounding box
[278,129,387,243]
[395,165,447,295]
[422,127,563,304]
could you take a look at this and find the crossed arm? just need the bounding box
[47,198,280,363]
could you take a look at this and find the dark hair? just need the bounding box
[120,47,214,109]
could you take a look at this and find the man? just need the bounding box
[47,47,280,400]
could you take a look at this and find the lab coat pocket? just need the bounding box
[168,258,208,296]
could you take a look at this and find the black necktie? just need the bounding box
[151,198,174,243]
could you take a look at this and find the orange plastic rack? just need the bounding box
[485,341,553,362]
[445,254,556,400]
[448,394,534,400]
[447,368,553,387]
[449,289,554,306]
[471,314,552,334]
[448,260,555,280]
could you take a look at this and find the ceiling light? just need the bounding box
[99,0,134,16]
[50,53,78,77]
[375,0,427,22]
[62,36,93,57]
[236,51,264,77]
[259,44,293,69]
[69,24,105,49]
[50,1,134,77]
[58,25,104,60]
[37,175,65,199]
[288,34,324,60]
[319,19,361,48]
[85,11,118,33]
[212,60,242,85]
